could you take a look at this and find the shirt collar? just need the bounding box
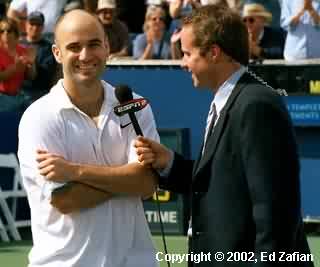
[52,79,115,111]
[213,65,247,116]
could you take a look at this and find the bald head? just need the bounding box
[54,9,105,45]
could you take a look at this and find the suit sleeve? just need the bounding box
[239,97,302,261]
[158,152,193,194]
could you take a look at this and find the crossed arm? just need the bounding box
[37,150,158,214]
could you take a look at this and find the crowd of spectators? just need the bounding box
[0,0,320,112]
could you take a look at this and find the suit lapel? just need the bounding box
[193,72,252,179]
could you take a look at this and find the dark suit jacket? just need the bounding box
[260,26,286,59]
[159,73,313,267]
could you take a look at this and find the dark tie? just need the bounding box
[203,102,217,151]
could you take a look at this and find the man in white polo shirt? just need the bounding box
[18,9,159,267]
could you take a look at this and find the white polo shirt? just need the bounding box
[18,80,160,267]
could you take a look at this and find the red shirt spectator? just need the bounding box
[0,44,28,95]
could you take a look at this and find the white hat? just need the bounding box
[242,3,272,22]
[97,0,116,10]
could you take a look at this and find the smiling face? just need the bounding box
[52,10,109,89]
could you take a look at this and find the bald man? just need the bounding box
[18,10,159,267]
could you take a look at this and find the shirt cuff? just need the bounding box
[157,149,174,177]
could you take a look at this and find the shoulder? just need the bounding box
[19,81,65,132]
[115,19,129,32]
[235,73,286,110]
[133,33,146,43]
[264,26,286,37]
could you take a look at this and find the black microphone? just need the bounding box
[114,85,146,136]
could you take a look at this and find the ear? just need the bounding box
[210,44,222,62]
[52,44,62,64]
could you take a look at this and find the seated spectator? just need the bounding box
[19,11,57,108]
[242,3,286,60]
[0,18,35,112]
[244,0,282,27]
[133,5,171,59]
[6,0,68,42]
[281,0,320,61]
[96,0,129,59]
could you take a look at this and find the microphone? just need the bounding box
[114,85,147,136]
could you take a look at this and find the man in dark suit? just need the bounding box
[135,4,314,267]
[242,3,286,59]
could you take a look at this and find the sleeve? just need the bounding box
[18,104,68,201]
[119,22,130,49]
[127,102,160,163]
[280,0,296,31]
[239,96,302,256]
[132,34,147,60]
[159,152,193,194]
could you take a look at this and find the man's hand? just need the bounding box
[36,149,79,182]
[134,136,171,171]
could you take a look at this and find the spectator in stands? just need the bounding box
[281,0,320,61]
[19,11,57,109]
[0,18,35,112]
[244,0,282,27]
[6,0,68,42]
[133,5,171,59]
[96,0,129,59]
[242,3,286,60]
[170,0,229,59]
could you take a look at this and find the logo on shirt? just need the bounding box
[120,122,132,129]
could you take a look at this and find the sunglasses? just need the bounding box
[151,17,165,22]
[0,29,14,34]
[243,17,255,24]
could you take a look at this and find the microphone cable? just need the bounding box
[154,189,171,267]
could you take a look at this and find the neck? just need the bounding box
[154,30,163,40]
[63,79,104,117]
[212,63,242,92]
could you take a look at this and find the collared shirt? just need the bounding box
[281,0,320,60]
[18,80,159,267]
[208,66,247,129]
[163,66,247,177]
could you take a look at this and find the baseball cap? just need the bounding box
[27,11,45,25]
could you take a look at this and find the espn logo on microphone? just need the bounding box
[114,98,148,116]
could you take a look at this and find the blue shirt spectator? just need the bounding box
[281,0,320,60]
[133,5,172,59]
[133,33,171,59]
